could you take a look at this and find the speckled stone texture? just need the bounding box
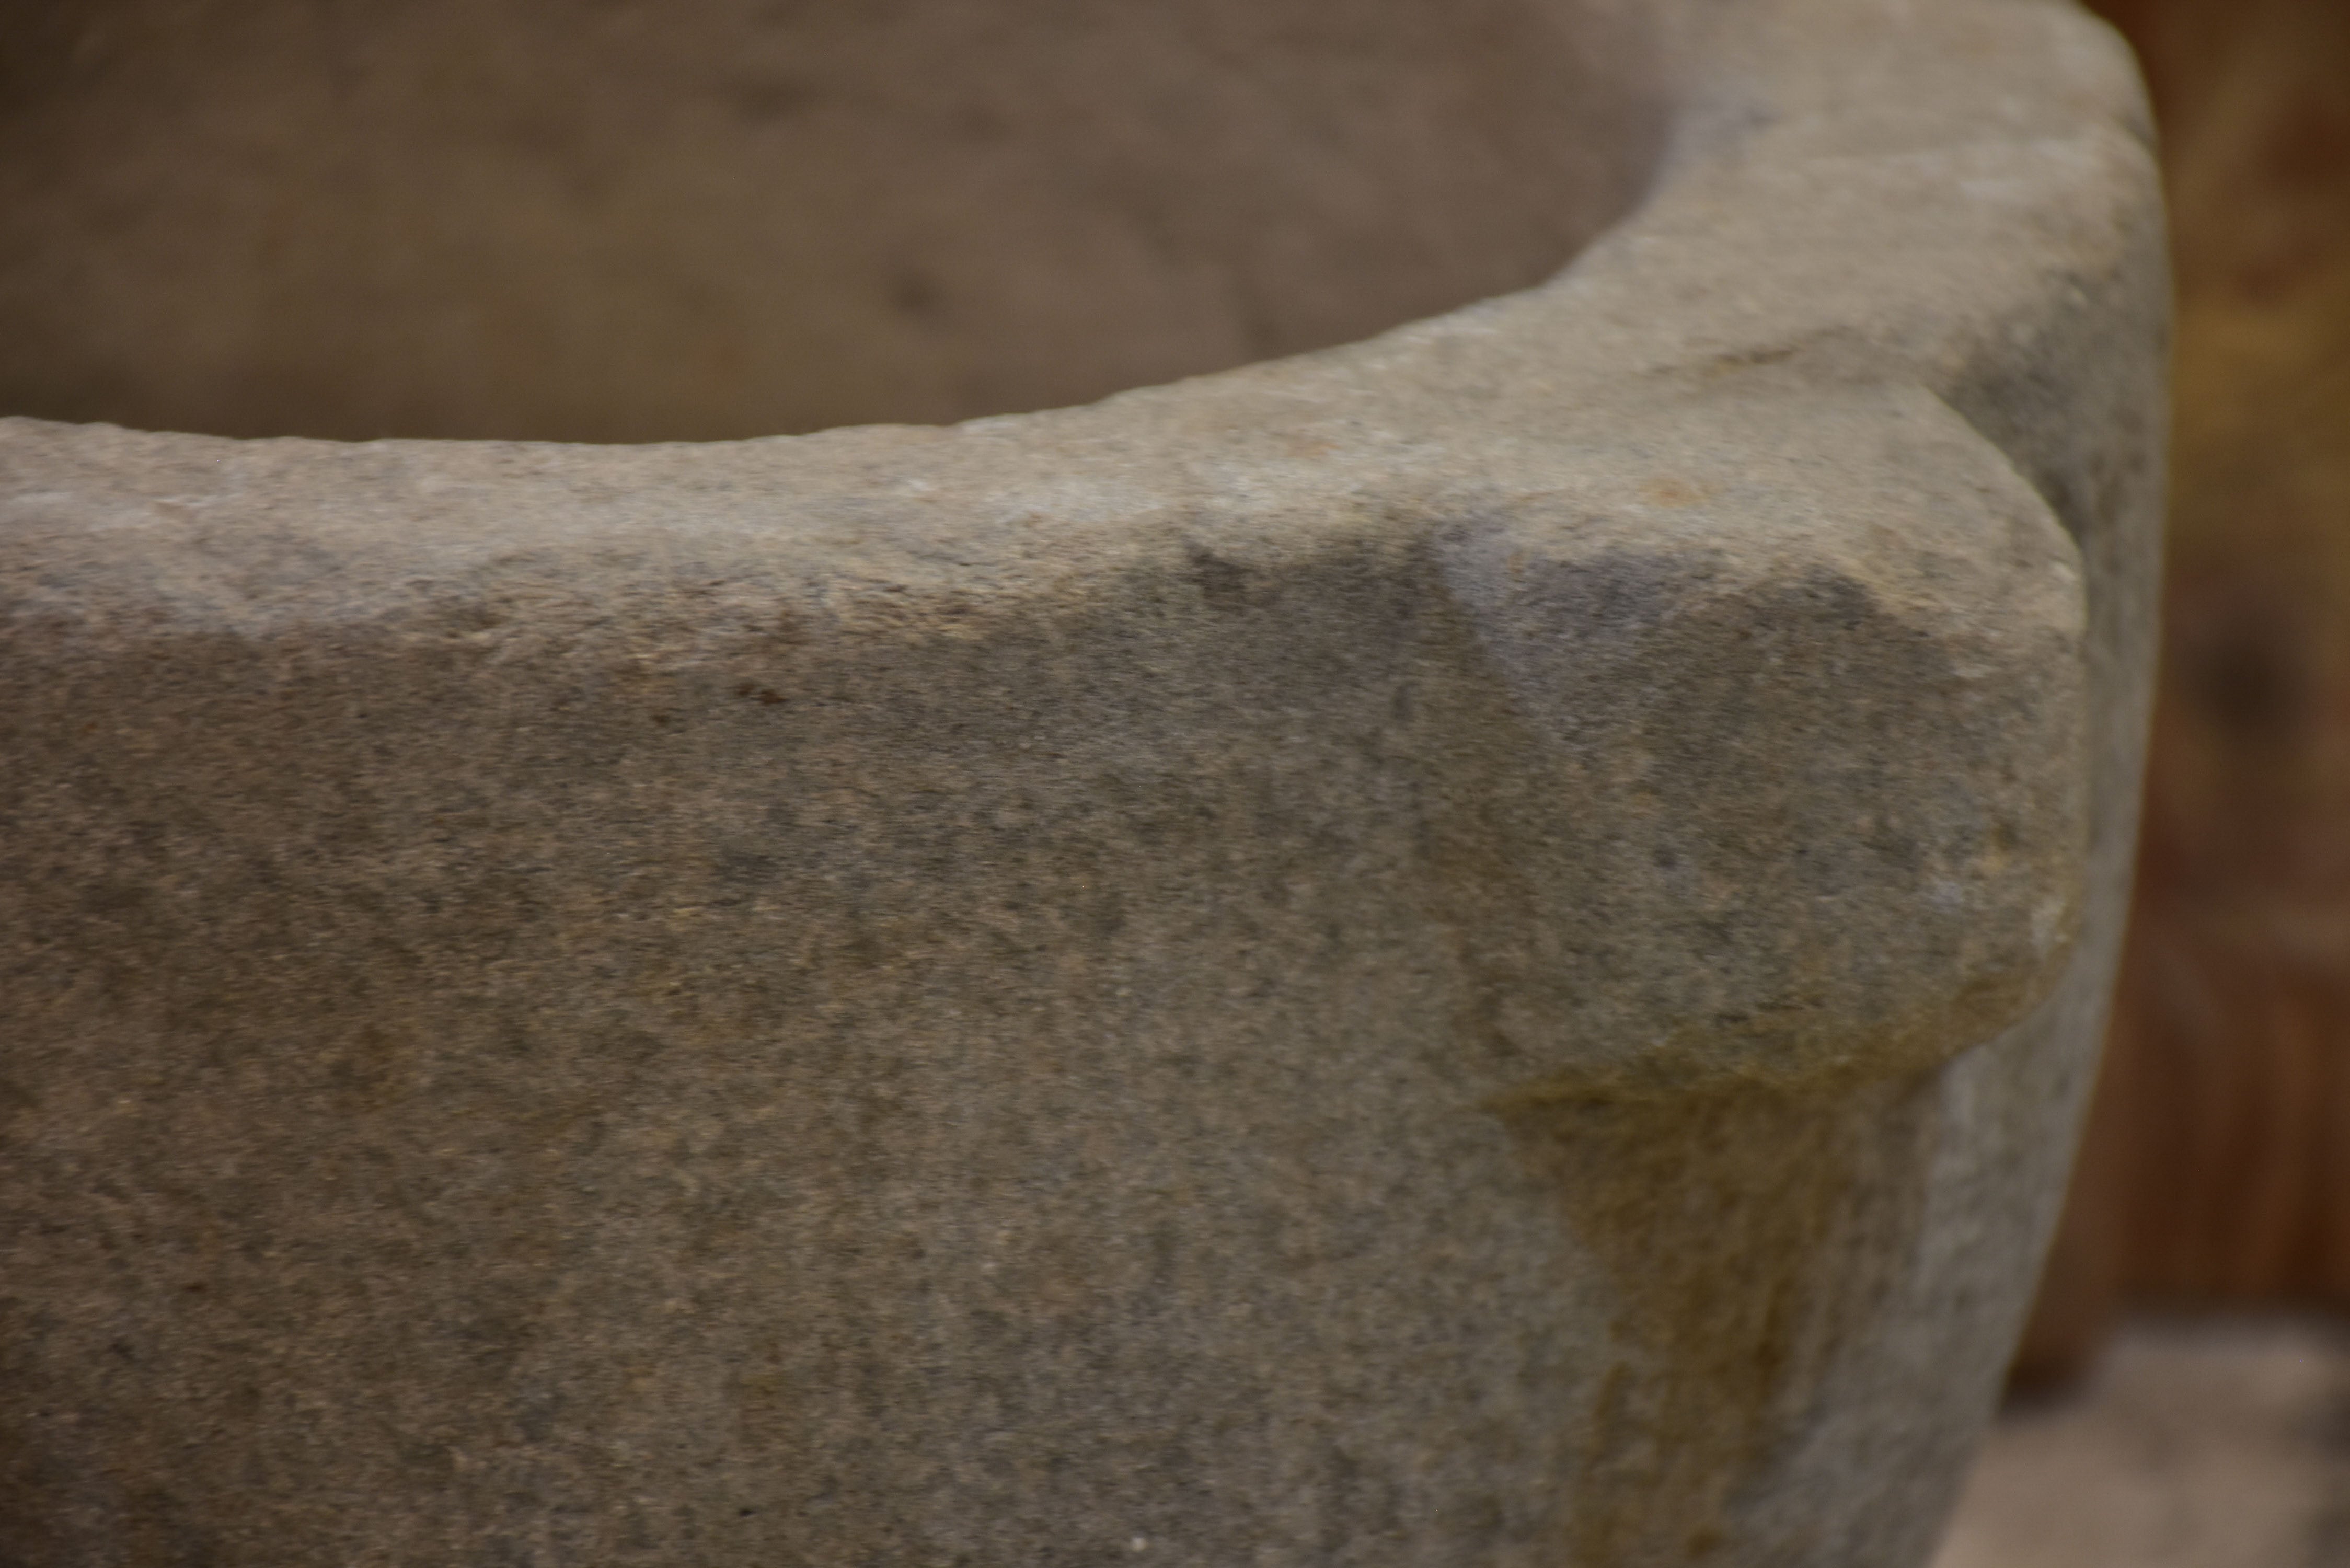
[0,1,2163,1563]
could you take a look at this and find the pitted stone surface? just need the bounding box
[0,1,2163,1563]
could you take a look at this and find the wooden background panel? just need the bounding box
[2014,0,2350,1383]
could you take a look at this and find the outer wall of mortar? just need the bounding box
[0,1,2167,1564]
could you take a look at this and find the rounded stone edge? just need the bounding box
[0,0,2164,1094]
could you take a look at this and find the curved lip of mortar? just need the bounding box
[0,0,2152,620]
[0,0,2153,595]
[0,0,2155,1096]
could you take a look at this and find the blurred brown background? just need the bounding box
[2013,0,2350,1385]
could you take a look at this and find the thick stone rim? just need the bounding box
[0,0,2164,1094]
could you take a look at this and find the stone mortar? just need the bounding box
[0,1,2164,1563]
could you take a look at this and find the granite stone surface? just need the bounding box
[0,0,2165,1562]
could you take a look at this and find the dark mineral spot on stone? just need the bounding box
[1185,545,1254,613]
